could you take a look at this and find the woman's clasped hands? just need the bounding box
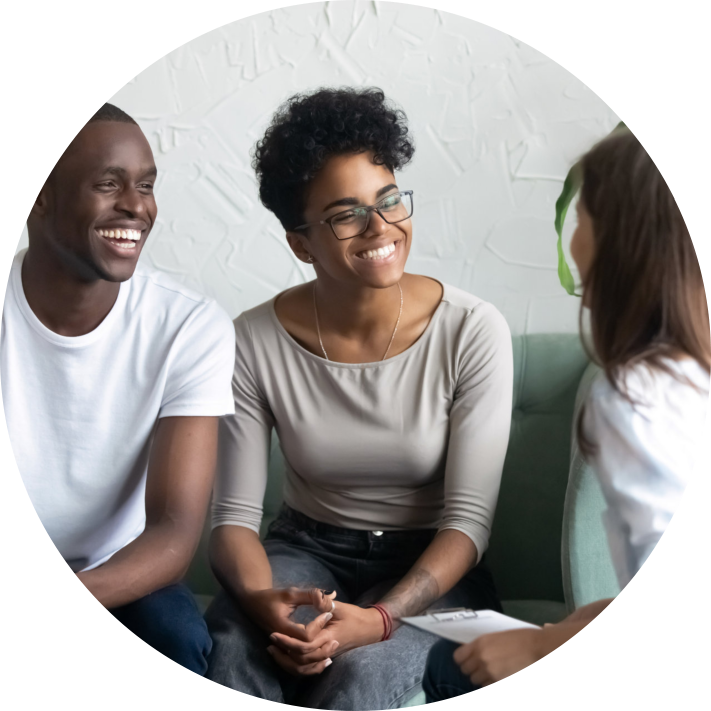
[256,589,387,676]
[239,586,336,675]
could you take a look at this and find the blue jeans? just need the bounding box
[423,639,479,702]
[205,506,501,709]
[111,583,212,675]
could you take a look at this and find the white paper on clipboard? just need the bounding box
[401,608,539,645]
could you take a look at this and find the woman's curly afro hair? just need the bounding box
[252,87,415,230]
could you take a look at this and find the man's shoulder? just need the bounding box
[130,262,212,307]
[129,263,229,322]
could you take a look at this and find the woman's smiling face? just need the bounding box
[287,151,412,290]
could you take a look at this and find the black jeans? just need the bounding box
[422,638,479,702]
[205,506,500,709]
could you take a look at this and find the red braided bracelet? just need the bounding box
[368,603,393,641]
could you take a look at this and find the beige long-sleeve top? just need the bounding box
[212,283,513,561]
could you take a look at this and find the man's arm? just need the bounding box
[77,416,218,609]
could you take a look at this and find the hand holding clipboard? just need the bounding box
[401,608,539,645]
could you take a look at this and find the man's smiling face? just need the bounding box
[38,120,158,283]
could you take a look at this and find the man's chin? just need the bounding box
[97,261,140,283]
[84,253,141,284]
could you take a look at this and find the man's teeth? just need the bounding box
[97,228,141,241]
[358,242,397,260]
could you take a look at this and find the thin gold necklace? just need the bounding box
[313,282,404,362]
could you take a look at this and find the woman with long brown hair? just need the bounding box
[423,127,710,697]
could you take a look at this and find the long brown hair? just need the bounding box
[577,128,710,454]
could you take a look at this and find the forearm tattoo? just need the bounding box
[379,568,440,621]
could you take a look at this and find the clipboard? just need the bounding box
[401,608,539,645]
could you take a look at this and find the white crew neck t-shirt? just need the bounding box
[583,359,709,588]
[1,249,236,573]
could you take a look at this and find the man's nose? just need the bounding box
[116,185,147,216]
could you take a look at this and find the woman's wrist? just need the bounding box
[237,586,277,625]
[366,604,393,642]
[237,585,270,606]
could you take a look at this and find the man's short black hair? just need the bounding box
[46,104,139,184]
[88,103,137,125]
[253,87,415,230]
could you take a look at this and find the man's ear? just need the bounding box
[30,180,53,218]
[286,231,316,264]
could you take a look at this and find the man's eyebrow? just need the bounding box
[98,165,157,179]
[321,183,399,213]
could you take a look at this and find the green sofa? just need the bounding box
[186,333,620,703]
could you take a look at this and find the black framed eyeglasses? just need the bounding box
[293,190,414,240]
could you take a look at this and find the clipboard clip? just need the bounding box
[429,607,479,623]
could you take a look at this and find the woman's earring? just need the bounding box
[306,256,315,264]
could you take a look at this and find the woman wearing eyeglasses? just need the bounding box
[204,88,513,710]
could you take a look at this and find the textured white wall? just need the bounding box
[22,1,620,333]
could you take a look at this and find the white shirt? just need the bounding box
[583,359,709,588]
[212,284,513,562]
[1,249,235,572]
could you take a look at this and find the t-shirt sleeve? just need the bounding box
[583,382,689,587]
[438,302,513,563]
[211,313,274,534]
[159,300,236,418]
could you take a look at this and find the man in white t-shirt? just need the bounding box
[0,103,235,674]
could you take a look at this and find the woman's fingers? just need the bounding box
[276,618,310,641]
[452,640,474,666]
[284,586,337,613]
[304,610,335,639]
[455,640,485,678]
[267,645,333,676]
[470,667,491,687]
[300,658,334,675]
[271,625,333,654]
[276,609,332,642]
[314,588,338,613]
[457,650,481,678]
[287,640,340,666]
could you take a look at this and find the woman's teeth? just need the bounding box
[357,242,396,260]
[98,228,141,242]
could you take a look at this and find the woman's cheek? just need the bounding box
[570,226,583,275]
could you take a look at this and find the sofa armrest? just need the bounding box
[561,363,620,612]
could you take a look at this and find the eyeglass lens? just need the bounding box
[331,192,413,240]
